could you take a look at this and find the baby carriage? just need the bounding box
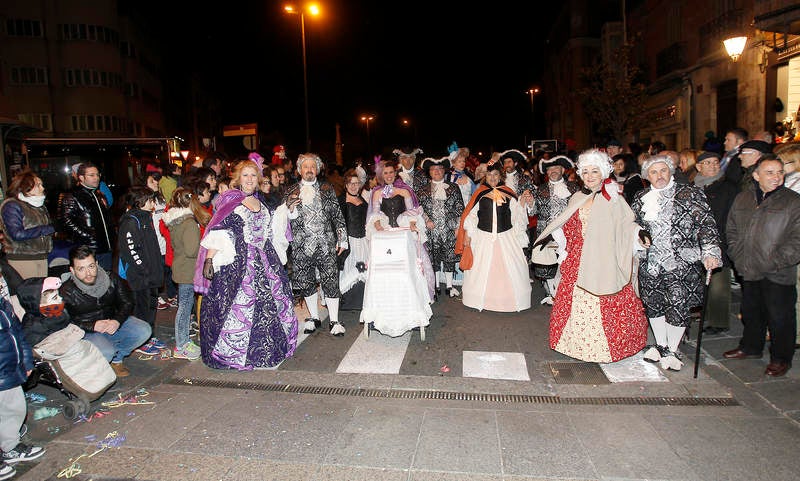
[25,324,116,420]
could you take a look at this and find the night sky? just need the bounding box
[163,1,559,160]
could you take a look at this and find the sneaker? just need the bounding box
[2,443,45,464]
[0,462,15,480]
[173,342,201,360]
[157,297,170,310]
[110,362,130,377]
[149,337,167,350]
[540,296,554,306]
[168,297,178,308]
[135,341,161,356]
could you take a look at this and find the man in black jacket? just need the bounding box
[60,245,151,377]
[57,162,115,271]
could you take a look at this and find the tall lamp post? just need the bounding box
[361,115,374,155]
[401,118,418,145]
[284,4,320,152]
[526,87,540,142]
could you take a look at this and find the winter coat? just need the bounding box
[0,198,55,260]
[163,207,200,285]
[17,277,71,346]
[60,270,134,332]
[0,295,34,391]
[700,176,739,267]
[57,186,114,254]
[118,208,163,290]
[727,186,800,285]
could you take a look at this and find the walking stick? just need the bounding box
[694,270,712,379]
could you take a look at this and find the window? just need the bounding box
[6,19,43,37]
[70,114,119,133]
[17,113,52,131]
[10,66,48,85]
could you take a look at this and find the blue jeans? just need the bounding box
[174,284,195,349]
[84,316,152,363]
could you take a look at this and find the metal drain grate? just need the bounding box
[549,361,611,385]
[167,377,738,406]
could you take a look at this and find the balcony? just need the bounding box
[754,1,800,35]
[699,9,747,57]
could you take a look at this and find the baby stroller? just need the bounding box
[25,324,116,420]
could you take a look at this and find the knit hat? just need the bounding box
[42,277,62,292]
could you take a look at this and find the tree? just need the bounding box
[575,45,647,142]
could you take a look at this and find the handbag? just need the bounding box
[530,241,558,266]
[459,244,474,270]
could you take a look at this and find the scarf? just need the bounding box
[18,192,46,207]
[72,266,111,299]
[40,303,66,318]
[693,171,723,189]
[549,178,571,199]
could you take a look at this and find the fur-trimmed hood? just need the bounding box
[161,207,194,228]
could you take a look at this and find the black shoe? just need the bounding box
[435,287,441,295]
[303,318,320,334]
[703,326,727,335]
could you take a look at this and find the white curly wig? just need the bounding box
[640,154,675,178]
[576,149,612,180]
[296,153,324,174]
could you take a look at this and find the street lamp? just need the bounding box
[284,4,320,152]
[401,118,418,145]
[361,115,374,154]
[526,87,540,141]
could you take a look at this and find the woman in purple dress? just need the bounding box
[193,159,298,370]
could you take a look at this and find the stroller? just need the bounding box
[25,324,117,420]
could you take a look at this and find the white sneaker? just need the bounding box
[447,287,460,298]
[303,320,317,334]
[540,296,553,306]
[660,353,684,371]
[642,345,662,363]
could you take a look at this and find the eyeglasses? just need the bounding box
[346,181,361,186]
[75,262,98,274]
[740,149,759,156]
[784,161,796,165]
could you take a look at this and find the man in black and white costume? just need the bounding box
[530,155,580,305]
[631,154,722,371]
[395,147,429,194]
[284,153,349,336]
[418,156,465,298]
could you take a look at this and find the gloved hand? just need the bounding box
[532,234,554,250]
[203,258,214,280]
[638,229,652,245]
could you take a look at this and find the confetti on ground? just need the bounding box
[25,392,47,403]
[33,406,61,420]
[75,410,111,423]
[57,431,126,479]
[439,364,450,373]
[101,390,155,409]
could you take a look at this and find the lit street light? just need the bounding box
[401,118,418,145]
[284,4,320,152]
[361,115,374,155]
[526,87,540,141]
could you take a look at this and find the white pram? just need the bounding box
[360,229,432,340]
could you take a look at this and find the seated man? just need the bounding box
[60,245,151,377]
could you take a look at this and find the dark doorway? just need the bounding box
[716,79,738,140]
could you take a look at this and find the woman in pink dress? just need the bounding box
[534,149,648,363]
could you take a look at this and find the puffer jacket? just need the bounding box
[60,270,133,332]
[0,199,55,260]
[118,208,163,290]
[727,186,800,285]
[57,186,114,254]
[162,207,199,285]
[0,295,34,391]
[18,277,71,346]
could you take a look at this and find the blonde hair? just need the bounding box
[230,160,263,190]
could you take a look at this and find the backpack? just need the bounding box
[117,214,142,280]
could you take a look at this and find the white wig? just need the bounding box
[296,153,324,174]
[576,149,613,180]
[640,154,675,178]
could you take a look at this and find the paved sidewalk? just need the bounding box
[14,284,800,480]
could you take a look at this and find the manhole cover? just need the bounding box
[549,361,611,384]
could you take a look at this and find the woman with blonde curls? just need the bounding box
[193,160,298,370]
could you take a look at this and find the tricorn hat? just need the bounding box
[420,156,450,171]
[538,155,575,174]
[498,149,527,165]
